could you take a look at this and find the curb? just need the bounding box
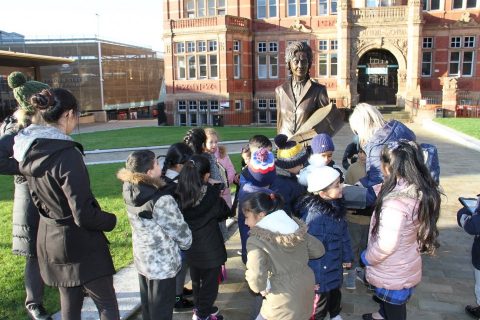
[422,119,480,153]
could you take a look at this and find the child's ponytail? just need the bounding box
[242,192,285,217]
[176,154,210,210]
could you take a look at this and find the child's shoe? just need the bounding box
[330,315,343,320]
[345,269,356,290]
[192,306,220,320]
[465,304,480,318]
[174,295,194,310]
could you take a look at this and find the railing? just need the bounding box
[350,6,408,23]
[456,105,480,118]
[421,95,442,105]
[170,15,250,30]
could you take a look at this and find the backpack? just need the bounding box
[420,143,440,185]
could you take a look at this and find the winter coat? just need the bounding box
[298,197,353,292]
[215,149,236,207]
[246,210,325,320]
[180,184,231,269]
[276,79,329,139]
[13,125,116,287]
[270,167,307,216]
[0,117,39,257]
[364,180,422,290]
[118,168,192,280]
[360,120,416,188]
[458,206,480,270]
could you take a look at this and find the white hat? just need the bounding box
[307,166,340,193]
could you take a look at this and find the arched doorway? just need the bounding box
[357,49,398,105]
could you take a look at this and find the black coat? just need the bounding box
[0,118,39,257]
[18,138,116,287]
[180,184,230,269]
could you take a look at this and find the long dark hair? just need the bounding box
[176,154,210,210]
[372,140,441,255]
[30,88,79,123]
[183,127,207,155]
[161,142,193,176]
[242,192,285,217]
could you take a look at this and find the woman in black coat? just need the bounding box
[13,88,119,320]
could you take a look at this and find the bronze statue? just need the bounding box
[276,41,343,145]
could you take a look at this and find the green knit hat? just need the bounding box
[7,72,50,114]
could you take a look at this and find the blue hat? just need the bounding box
[311,133,335,154]
[247,148,276,187]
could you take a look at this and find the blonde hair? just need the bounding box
[349,103,386,147]
[204,127,218,138]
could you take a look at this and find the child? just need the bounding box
[298,133,344,187]
[238,148,277,265]
[361,140,441,320]
[344,148,371,290]
[160,142,195,310]
[231,144,251,217]
[117,150,192,320]
[297,166,353,320]
[243,192,325,320]
[270,134,308,216]
[176,154,231,320]
[457,196,480,319]
[204,128,236,240]
[248,134,272,153]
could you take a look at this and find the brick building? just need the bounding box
[163,0,479,126]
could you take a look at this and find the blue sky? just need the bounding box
[0,0,164,52]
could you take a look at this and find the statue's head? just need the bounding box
[285,41,313,80]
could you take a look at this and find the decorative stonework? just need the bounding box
[166,45,171,54]
[290,19,311,32]
[398,70,407,83]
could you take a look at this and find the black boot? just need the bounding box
[174,295,194,310]
[26,304,52,320]
[466,305,480,318]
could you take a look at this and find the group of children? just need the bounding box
[117,126,441,320]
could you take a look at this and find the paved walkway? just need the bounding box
[71,119,480,319]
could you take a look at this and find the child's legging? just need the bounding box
[190,265,221,318]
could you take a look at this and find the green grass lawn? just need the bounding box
[72,126,275,151]
[433,118,480,140]
[0,163,128,319]
[0,154,245,319]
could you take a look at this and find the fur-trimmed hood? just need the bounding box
[249,210,308,247]
[117,168,168,207]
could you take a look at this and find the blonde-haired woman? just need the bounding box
[349,103,416,206]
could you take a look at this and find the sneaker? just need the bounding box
[236,250,242,256]
[192,307,220,320]
[345,269,356,290]
[26,304,52,320]
[175,295,194,310]
[183,287,193,297]
[330,315,343,320]
[466,305,480,318]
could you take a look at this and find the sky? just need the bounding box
[0,0,164,52]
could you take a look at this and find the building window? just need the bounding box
[452,0,477,8]
[330,53,338,76]
[423,37,434,48]
[185,0,226,17]
[464,36,476,48]
[288,0,308,16]
[234,54,241,79]
[256,99,276,124]
[422,52,432,76]
[257,41,278,79]
[235,99,242,111]
[189,113,198,126]
[330,40,338,50]
[189,101,198,111]
[210,100,219,111]
[257,0,277,18]
[319,40,328,50]
[233,40,240,51]
[178,100,187,111]
[450,37,461,48]
[423,0,440,10]
[179,113,187,126]
[319,0,337,15]
[319,54,328,76]
[318,40,337,77]
[175,40,218,80]
[449,51,474,76]
[200,100,208,111]
[269,99,277,124]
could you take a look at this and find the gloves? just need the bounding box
[457,208,471,228]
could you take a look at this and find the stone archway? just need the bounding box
[357,49,398,105]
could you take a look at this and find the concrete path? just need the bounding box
[62,119,480,319]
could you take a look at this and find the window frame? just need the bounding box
[421,51,433,77]
[288,0,309,16]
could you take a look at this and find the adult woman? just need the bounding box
[13,89,119,320]
[349,103,416,206]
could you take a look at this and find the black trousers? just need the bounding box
[138,274,176,320]
[312,287,342,320]
[190,265,221,318]
[58,275,119,320]
[379,300,407,320]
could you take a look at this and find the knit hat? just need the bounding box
[247,148,276,187]
[311,133,335,154]
[7,72,50,114]
[307,166,340,193]
[274,134,309,169]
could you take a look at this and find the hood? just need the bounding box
[297,195,346,221]
[249,210,308,247]
[13,124,73,163]
[117,168,167,207]
[372,120,416,146]
[383,179,421,202]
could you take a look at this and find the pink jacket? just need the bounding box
[215,149,236,208]
[365,180,422,290]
